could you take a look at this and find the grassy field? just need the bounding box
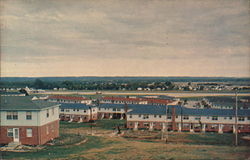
[2,120,250,160]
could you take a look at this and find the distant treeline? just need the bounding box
[0,79,175,90]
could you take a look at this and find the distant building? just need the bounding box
[98,103,129,119]
[100,97,148,105]
[59,103,98,122]
[0,96,60,145]
[0,91,26,97]
[127,105,250,133]
[47,95,92,105]
[100,96,174,105]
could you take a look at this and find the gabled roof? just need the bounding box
[101,96,173,104]
[168,105,250,117]
[102,97,147,102]
[60,103,94,110]
[48,95,89,101]
[127,105,167,115]
[0,96,59,111]
[99,103,125,109]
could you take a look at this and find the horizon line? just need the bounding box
[1,76,250,78]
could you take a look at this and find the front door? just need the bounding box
[13,128,19,142]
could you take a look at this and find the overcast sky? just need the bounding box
[1,0,249,77]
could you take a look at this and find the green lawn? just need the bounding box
[1,135,114,159]
[60,119,126,130]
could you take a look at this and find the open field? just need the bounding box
[2,120,250,160]
[37,90,250,98]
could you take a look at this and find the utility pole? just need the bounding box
[235,91,238,146]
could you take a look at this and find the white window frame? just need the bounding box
[26,128,32,137]
[7,128,13,137]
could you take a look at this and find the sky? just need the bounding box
[0,0,249,77]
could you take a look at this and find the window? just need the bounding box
[129,115,132,118]
[212,116,218,120]
[195,116,201,120]
[7,112,12,120]
[159,115,162,118]
[238,117,245,121]
[13,112,18,119]
[77,109,79,112]
[84,110,86,113]
[207,116,210,119]
[66,109,70,112]
[46,126,49,135]
[113,108,116,111]
[224,117,227,120]
[117,108,121,111]
[154,115,157,118]
[61,109,64,112]
[143,123,149,127]
[26,112,32,120]
[7,128,13,137]
[139,114,141,118]
[167,116,172,119]
[73,109,76,111]
[176,115,178,118]
[46,109,49,118]
[248,117,250,120]
[51,124,55,132]
[26,128,32,137]
[143,115,149,119]
[183,115,189,120]
[6,112,18,120]
[229,116,232,120]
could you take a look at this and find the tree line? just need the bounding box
[0,79,175,91]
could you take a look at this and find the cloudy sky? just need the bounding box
[1,0,249,77]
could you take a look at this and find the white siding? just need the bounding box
[39,106,60,126]
[175,115,250,124]
[127,114,167,122]
[0,111,39,126]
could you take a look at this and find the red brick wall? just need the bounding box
[0,120,59,145]
[39,120,59,145]
[0,126,39,145]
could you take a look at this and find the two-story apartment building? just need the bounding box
[127,105,250,133]
[100,97,148,105]
[59,103,98,122]
[98,103,131,119]
[47,95,92,105]
[0,96,60,145]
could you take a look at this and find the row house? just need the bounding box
[98,104,131,119]
[100,97,148,105]
[59,103,98,122]
[100,96,175,105]
[127,105,250,133]
[0,96,60,145]
[47,95,92,105]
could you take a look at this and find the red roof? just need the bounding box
[145,98,172,105]
[48,95,89,101]
[102,97,173,104]
[102,97,146,102]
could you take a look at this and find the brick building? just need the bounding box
[0,96,60,145]
[126,105,250,133]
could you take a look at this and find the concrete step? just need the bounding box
[5,142,21,150]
